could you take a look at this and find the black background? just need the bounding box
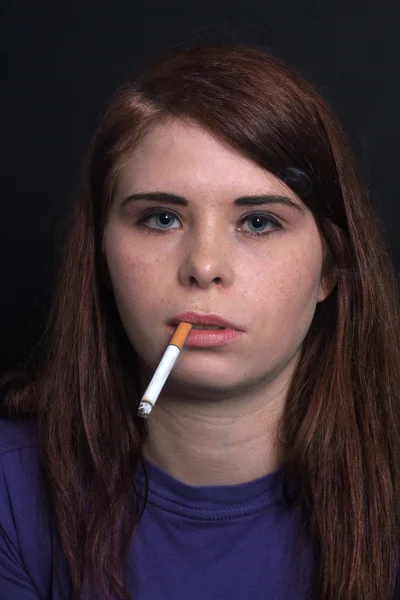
[1,1,399,375]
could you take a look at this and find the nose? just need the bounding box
[177,227,235,289]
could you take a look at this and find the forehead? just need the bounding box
[114,118,302,204]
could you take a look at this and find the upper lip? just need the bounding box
[170,311,242,330]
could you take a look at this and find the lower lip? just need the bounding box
[169,326,243,347]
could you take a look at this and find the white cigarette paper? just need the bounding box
[137,322,192,418]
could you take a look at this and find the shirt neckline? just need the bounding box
[134,458,286,520]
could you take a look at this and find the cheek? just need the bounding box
[248,246,323,327]
[104,233,171,327]
[105,243,174,364]
[112,256,166,312]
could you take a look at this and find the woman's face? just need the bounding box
[104,119,331,398]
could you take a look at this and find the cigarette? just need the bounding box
[137,322,193,418]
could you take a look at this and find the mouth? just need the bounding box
[190,324,225,330]
[169,311,241,331]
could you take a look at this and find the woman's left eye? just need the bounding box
[237,213,282,236]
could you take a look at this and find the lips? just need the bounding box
[170,311,241,331]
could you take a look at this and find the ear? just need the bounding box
[317,270,337,303]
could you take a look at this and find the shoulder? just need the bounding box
[0,418,58,597]
[0,417,39,456]
[0,416,45,530]
[0,416,44,520]
[0,417,44,520]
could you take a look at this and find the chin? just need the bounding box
[163,371,257,401]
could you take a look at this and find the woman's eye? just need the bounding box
[138,209,180,231]
[238,213,282,236]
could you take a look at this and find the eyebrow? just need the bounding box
[120,191,305,213]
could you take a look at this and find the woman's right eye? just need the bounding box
[137,209,181,233]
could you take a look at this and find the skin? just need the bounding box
[103,118,333,486]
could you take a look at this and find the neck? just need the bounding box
[142,375,290,487]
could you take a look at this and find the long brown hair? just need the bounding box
[2,43,400,600]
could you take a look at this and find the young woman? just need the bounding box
[1,43,400,600]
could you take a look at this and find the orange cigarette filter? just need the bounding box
[170,322,193,349]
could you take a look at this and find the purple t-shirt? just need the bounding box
[0,418,312,599]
